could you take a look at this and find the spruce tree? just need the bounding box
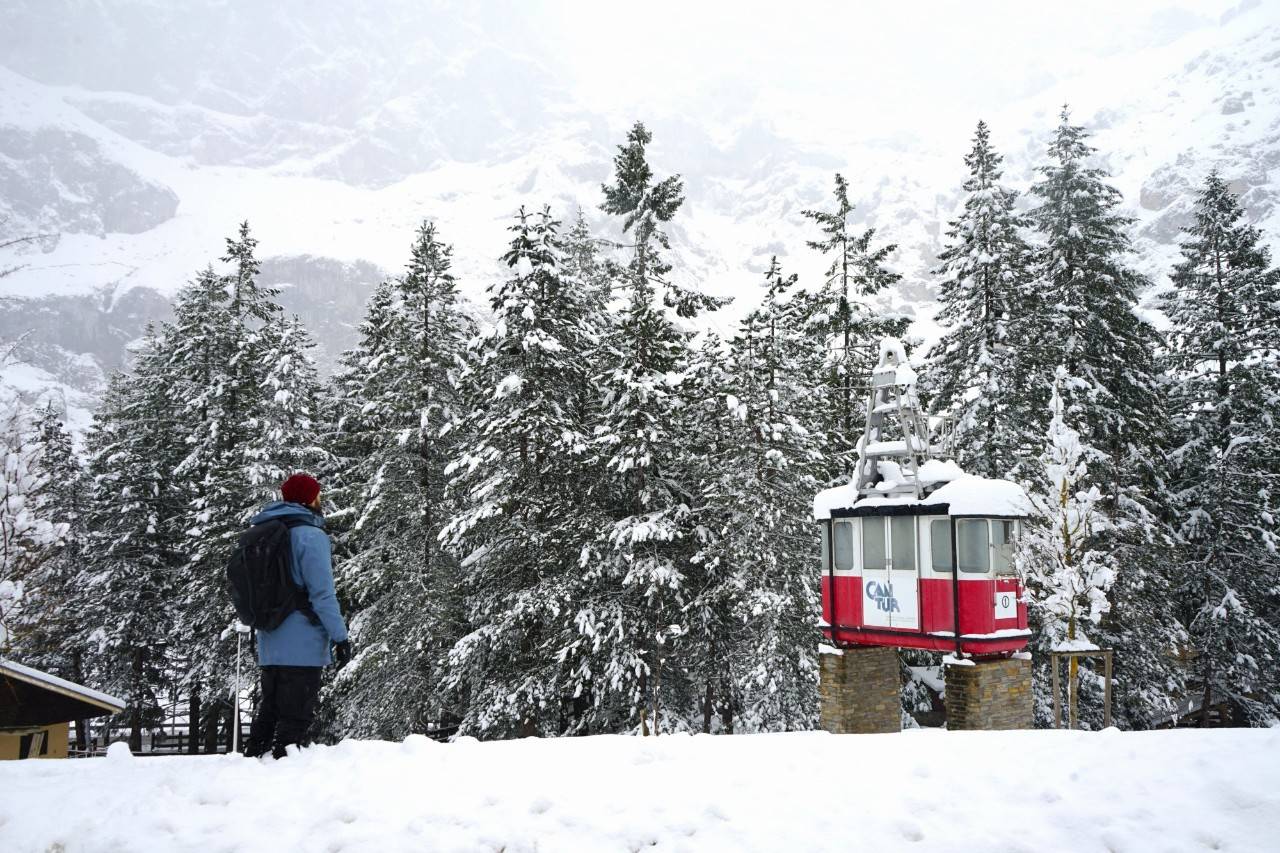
[325,220,473,739]
[166,224,323,741]
[80,342,184,751]
[1162,172,1280,724]
[0,400,65,659]
[802,174,906,478]
[581,121,724,734]
[925,121,1038,477]
[443,206,606,737]
[1022,369,1115,727]
[1026,108,1164,470]
[686,258,823,732]
[3,406,92,692]
[560,208,611,316]
[1026,108,1178,728]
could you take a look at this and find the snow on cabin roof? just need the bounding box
[0,657,125,714]
[813,473,1033,520]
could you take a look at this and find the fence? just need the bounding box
[73,690,254,757]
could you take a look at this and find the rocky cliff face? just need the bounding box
[0,256,381,430]
[0,126,178,236]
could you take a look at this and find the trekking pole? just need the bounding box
[231,621,250,754]
[233,628,242,754]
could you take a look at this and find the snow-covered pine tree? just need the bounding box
[1026,108,1178,728]
[443,206,606,738]
[924,121,1038,478]
[1022,368,1115,728]
[1025,108,1164,469]
[164,224,324,745]
[583,121,724,735]
[1162,171,1280,725]
[802,173,907,478]
[80,339,184,751]
[324,220,474,739]
[685,258,823,732]
[2,405,92,698]
[0,399,65,658]
[154,264,235,742]
[558,206,615,440]
[560,208,611,316]
[675,333,742,731]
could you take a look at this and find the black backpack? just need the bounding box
[226,517,318,631]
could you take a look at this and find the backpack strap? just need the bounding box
[281,516,323,627]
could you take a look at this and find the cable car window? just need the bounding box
[821,523,831,571]
[890,516,916,571]
[930,520,953,572]
[862,516,886,571]
[833,521,854,572]
[993,519,1016,575]
[957,519,990,573]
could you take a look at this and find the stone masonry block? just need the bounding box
[944,657,1032,731]
[819,646,901,735]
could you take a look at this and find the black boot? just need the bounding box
[243,738,271,759]
[271,739,304,760]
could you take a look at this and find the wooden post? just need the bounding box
[1048,649,1114,730]
[1051,655,1061,729]
[1103,650,1113,729]
[1068,662,1078,730]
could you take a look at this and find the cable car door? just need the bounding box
[888,516,920,630]
[860,517,893,628]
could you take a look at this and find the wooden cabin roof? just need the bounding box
[0,658,125,731]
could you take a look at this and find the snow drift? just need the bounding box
[1,729,1277,852]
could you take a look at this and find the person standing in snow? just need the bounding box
[244,473,351,759]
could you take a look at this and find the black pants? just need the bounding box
[246,665,322,759]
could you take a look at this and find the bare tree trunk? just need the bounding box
[568,684,591,737]
[702,679,714,734]
[72,651,88,752]
[720,687,735,735]
[128,651,143,753]
[653,656,663,736]
[1067,615,1078,730]
[638,670,649,737]
[1201,656,1213,728]
[188,688,201,754]
[203,702,220,753]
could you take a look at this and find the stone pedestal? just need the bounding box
[818,645,901,734]
[944,657,1032,730]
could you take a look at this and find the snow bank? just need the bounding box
[3,730,1278,852]
[104,741,133,762]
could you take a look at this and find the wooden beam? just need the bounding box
[1104,650,1113,729]
[1051,656,1061,729]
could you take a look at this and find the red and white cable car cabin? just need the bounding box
[815,472,1032,656]
[813,337,1032,657]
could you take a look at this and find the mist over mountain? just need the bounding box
[1,0,1277,430]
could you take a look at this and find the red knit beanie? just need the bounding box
[281,473,321,506]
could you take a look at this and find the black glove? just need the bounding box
[334,639,353,667]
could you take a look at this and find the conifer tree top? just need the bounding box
[600,121,684,239]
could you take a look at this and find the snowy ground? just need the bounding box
[2,729,1278,852]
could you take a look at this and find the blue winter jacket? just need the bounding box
[251,501,348,667]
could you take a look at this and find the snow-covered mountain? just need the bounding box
[1,0,1277,431]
